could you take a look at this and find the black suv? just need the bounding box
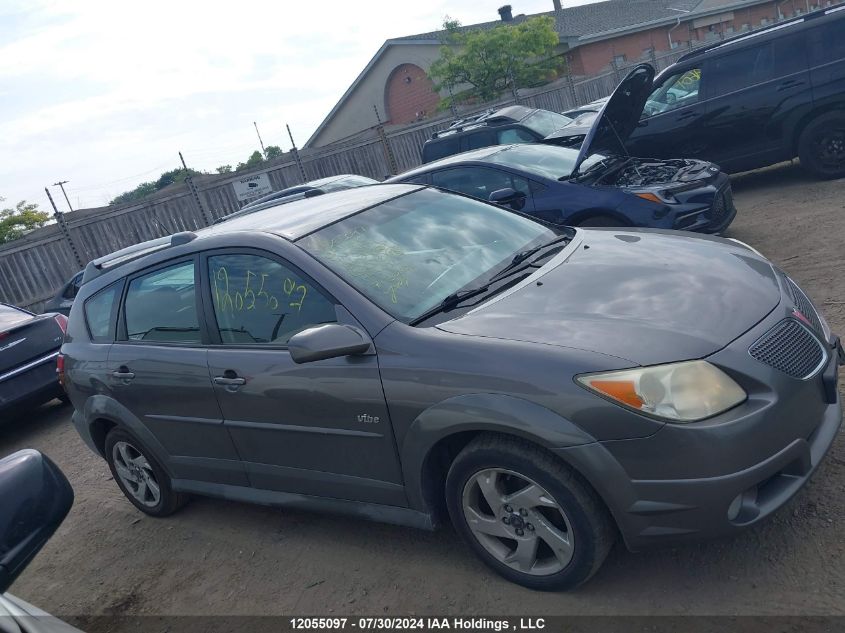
[421,106,572,163]
[625,6,845,179]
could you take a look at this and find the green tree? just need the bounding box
[0,198,50,244]
[236,150,266,172]
[428,16,559,105]
[265,145,283,160]
[215,164,233,174]
[109,166,202,205]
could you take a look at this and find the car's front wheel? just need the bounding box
[798,112,845,180]
[105,428,188,517]
[445,435,615,590]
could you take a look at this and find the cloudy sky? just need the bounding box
[1,0,596,211]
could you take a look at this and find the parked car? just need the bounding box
[0,304,67,417]
[621,6,845,179]
[63,184,842,590]
[421,106,573,163]
[218,174,379,223]
[43,270,83,316]
[1,449,79,631]
[561,96,608,119]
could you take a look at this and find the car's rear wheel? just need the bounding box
[104,428,188,517]
[576,214,623,228]
[445,434,615,590]
[798,112,845,180]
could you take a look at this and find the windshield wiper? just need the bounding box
[487,235,570,284]
[409,284,492,326]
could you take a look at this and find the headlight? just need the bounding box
[576,360,746,422]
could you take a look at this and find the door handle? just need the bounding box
[214,376,246,386]
[111,367,135,381]
[777,79,805,91]
[676,111,697,121]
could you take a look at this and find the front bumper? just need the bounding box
[555,325,842,552]
[671,177,736,234]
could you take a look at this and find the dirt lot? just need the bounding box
[3,160,844,619]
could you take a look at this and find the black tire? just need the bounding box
[797,112,845,180]
[445,434,615,591]
[104,428,188,517]
[576,214,623,228]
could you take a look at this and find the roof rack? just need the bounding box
[80,231,198,285]
[678,5,833,63]
[431,109,500,139]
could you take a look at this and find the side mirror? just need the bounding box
[288,323,372,364]
[0,450,73,593]
[489,188,527,211]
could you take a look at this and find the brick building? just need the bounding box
[305,0,840,148]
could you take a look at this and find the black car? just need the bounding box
[621,6,845,179]
[43,270,83,316]
[421,106,573,163]
[0,304,67,417]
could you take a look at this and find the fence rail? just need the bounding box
[0,48,692,312]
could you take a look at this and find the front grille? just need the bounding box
[786,277,823,335]
[706,185,733,226]
[749,319,826,379]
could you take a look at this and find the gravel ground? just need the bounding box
[2,161,844,620]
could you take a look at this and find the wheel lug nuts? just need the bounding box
[515,528,524,536]
[527,523,534,531]
[504,505,513,513]
[502,516,511,524]
[519,508,528,516]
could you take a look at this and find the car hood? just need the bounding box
[569,63,654,175]
[437,229,781,366]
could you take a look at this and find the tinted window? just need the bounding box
[63,272,83,299]
[423,137,460,162]
[707,44,773,98]
[85,282,120,342]
[208,254,337,345]
[772,33,807,77]
[124,261,201,343]
[644,68,701,117]
[0,304,31,330]
[298,188,554,322]
[498,128,535,144]
[466,131,496,150]
[432,167,520,199]
[808,21,845,65]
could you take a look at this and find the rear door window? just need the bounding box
[423,137,460,161]
[207,253,337,346]
[807,21,845,65]
[466,131,497,150]
[123,261,201,344]
[84,281,122,342]
[706,44,773,98]
[498,128,536,144]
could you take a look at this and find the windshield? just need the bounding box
[486,144,606,180]
[297,188,555,322]
[522,110,573,137]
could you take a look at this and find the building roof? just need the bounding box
[304,0,769,148]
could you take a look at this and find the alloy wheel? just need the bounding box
[812,128,845,173]
[112,441,161,507]
[461,468,574,576]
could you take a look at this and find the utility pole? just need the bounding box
[179,152,211,227]
[53,180,73,212]
[287,124,307,183]
[254,121,267,158]
[45,187,84,268]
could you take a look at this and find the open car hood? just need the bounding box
[571,63,654,175]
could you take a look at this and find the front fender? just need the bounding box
[400,393,595,512]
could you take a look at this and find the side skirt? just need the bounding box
[171,479,436,531]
